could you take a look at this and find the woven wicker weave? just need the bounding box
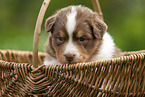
[0,0,145,96]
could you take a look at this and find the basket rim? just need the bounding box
[0,49,145,70]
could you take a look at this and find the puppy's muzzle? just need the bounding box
[64,53,75,63]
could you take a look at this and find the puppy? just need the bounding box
[44,5,122,65]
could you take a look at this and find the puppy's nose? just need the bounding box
[64,53,75,63]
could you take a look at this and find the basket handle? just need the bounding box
[91,0,103,20]
[33,0,51,68]
[32,0,103,68]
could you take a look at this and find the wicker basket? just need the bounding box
[0,0,145,96]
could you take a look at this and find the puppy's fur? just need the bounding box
[44,5,122,65]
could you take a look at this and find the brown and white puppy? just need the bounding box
[44,5,122,65]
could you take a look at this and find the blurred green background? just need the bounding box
[0,0,145,52]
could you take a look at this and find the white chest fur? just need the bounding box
[89,32,115,61]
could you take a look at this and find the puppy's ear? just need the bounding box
[89,16,108,39]
[45,15,56,32]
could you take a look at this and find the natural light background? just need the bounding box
[0,0,145,52]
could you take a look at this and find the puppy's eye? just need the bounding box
[58,37,63,41]
[56,37,64,43]
[79,37,86,42]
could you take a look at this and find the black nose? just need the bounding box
[64,53,75,63]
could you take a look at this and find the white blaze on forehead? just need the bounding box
[66,6,77,36]
[64,6,79,58]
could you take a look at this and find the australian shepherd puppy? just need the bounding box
[44,5,122,65]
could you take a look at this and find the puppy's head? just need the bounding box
[45,5,107,64]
